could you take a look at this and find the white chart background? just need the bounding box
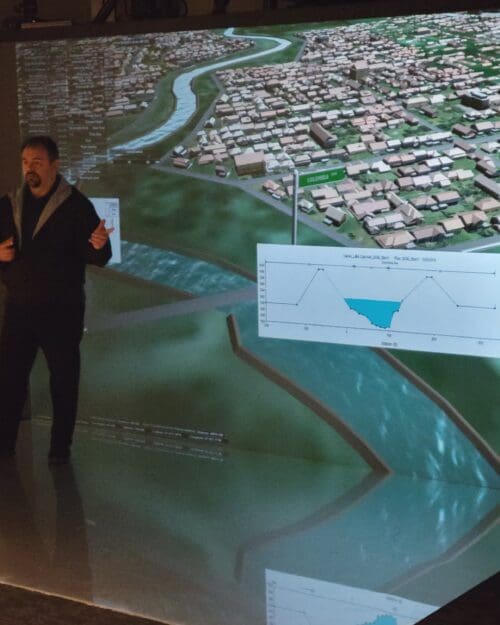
[257,244,500,357]
[266,570,437,625]
[91,197,122,264]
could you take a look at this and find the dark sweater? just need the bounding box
[0,177,111,305]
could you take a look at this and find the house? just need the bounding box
[475,174,500,199]
[386,192,404,207]
[234,151,266,176]
[337,180,359,194]
[461,90,490,110]
[346,162,370,177]
[369,141,387,152]
[172,145,187,157]
[344,190,372,205]
[414,175,433,190]
[311,186,338,201]
[448,169,474,182]
[438,216,464,235]
[477,160,498,178]
[445,147,466,160]
[399,204,423,226]
[298,199,314,214]
[397,177,414,190]
[350,199,390,220]
[375,230,414,248]
[310,122,337,148]
[371,160,392,173]
[350,60,369,81]
[172,157,190,169]
[452,123,475,138]
[365,180,396,195]
[411,224,445,244]
[411,195,437,210]
[311,150,330,162]
[293,154,312,167]
[364,215,387,234]
[473,121,494,134]
[453,138,475,153]
[324,206,346,226]
[420,104,438,118]
[263,179,282,194]
[384,213,406,229]
[346,142,366,155]
[198,154,214,165]
[433,191,460,206]
[431,173,451,188]
[475,198,500,213]
[458,210,488,230]
[480,142,499,154]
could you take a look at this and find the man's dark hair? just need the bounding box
[21,136,59,162]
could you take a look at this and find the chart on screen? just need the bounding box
[266,570,437,625]
[91,197,122,264]
[257,244,500,357]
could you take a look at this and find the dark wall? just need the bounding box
[0,1,91,24]
[0,42,20,194]
[0,3,91,195]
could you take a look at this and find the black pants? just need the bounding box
[0,298,84,455]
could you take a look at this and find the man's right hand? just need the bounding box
[0,237,15,262]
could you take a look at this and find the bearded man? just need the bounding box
[0,136,112,464]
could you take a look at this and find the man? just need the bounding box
[0,136,113,464]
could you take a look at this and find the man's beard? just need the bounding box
[25,172,41,187]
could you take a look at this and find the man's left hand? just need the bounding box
[89,219,114,250]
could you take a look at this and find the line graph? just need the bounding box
[266,570,437,625]
[257,244,500,357]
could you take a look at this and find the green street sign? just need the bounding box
[299,167,346,188]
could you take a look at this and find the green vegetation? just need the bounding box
[236,21,349,38]
[108,72,181,145]
[81,164,332,275]
[31,303,367,465]
[86,267,183,316]
[107,70,219,154]
[226,39,293,69]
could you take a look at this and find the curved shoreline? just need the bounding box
[111,28,292,153]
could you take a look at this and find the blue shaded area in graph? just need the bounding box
[365,616,397,625]
[231,301,500,487]
[345,298,402,329]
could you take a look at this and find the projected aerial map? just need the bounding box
[15,11,500,486]
[7,16,499,625]
[16,12,500,255]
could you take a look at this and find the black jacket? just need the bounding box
[0,177,111,305]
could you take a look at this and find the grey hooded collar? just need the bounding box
[8,176,73,247]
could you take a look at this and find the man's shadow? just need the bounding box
[0,449,92,602]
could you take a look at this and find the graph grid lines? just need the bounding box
[257,244,500,357]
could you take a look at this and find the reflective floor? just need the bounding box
[1,419,499,625]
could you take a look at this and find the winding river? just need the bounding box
[111,28,291,153]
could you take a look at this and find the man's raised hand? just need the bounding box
[89,219,114,250]
[0,237,15,262]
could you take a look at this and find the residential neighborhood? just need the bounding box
[16,31,252,181]
[16,12,499,250]
[169,13,499,249]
